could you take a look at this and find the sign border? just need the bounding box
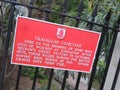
[11,16,101,73]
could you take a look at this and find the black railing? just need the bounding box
[0,0,120,90]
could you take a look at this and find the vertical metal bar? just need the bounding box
[84,5,98,90]
[74,0,83,89]
[60,0,68,90]
[44,0,52,21]
[88,5,98,31]
[87,5,98,30]
[43,1,54,90]
[99,31,118,90]
[22,0,39,89]
[31,67,39,90]
[14,0,34,89]
[27,0,38,90]
[87,10,111,90]
[28,0,34,17]
[58,0,69,90]
[111,58,120,90]
[0,0,16,90]
[47,69,54,90]
[75,0,83,27]
[15,65,22,90]
[61,0,68,24]
[61,71,68,90]
[0,1,3,32]
[75,72,82,90]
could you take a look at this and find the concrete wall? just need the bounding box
[104,32,120,90]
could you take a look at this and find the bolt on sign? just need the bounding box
[11,16,101,73]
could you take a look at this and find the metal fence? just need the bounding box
[0,0,120,90]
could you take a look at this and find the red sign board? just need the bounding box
[11,16,100,73]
